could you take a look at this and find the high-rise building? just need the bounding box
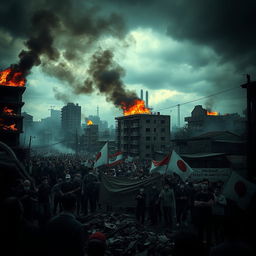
[116,113,171,160]
[61,103,81,135]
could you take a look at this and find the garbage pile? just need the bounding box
[79,212,174,256]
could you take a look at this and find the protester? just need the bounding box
[51,177,63,215]
[193,180,214,246]
[136,187,146,225]
[148,183,161,225]
[46,194,86,256]
[160,183,176,229]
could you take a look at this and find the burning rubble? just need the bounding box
[87,120,94,125]
[121,99,151,116]
[0,118,18,131]
[2,107,16,116]
[0,68,26,87]
[207,111,219,116]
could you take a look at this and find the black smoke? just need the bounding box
[0,0,137,108]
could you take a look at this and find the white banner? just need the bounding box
[190,168,232,182]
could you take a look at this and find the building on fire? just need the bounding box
[185,105,246,136]
[116,113,171,160]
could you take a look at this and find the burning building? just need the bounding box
[185,105,246,135]
[0,68,26,148]
[80,120,99,154]
[116,100,170,160]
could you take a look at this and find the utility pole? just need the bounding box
[177,104,181,128]
[241,74,256,181]
[75,129,79,156]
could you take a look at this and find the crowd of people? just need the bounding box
[1,153,256,256]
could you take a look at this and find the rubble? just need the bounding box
[79,211,174,256]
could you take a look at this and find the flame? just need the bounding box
[87,120,93,125]
[207,111,218,116]
[121,99,151,116]
[0,68,25,87]
[2,107,16,116]
[0,118,18,131]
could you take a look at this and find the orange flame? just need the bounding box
[87,120,93,125]
[2,107,16,116]
[0,68,25,87]
[121,99,151,116]
[207,111,218,116]
[0,119,18,131]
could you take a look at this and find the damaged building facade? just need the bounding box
[116,113,171,160]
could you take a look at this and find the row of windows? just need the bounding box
[146,128,166,132]
[146,119,166,124]
[146,136,166,141]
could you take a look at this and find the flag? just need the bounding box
[126,155,134,163]
[83,160,93,168]
[94,142,108,168]
[150,155,170,174]
[166,150,194,181]
[223,171,256,209]
[108,152,123,167]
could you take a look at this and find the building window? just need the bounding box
[146,154,151,157]
[146,128,150,132]
[154,128,156,132]
[154,120,157,124]
[161,128,165,132]
[146,145,150,149]
[146,136,150,141]
[161,120,165,124]
[154,137,156,141]
[146,119,150,123]
[161,137,165,141]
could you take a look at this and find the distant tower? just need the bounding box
[140,89,143,100]
[97,105,99,117]
[146,91,149,108]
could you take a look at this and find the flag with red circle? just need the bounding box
[166,150,194,181]
[223,171,256,209]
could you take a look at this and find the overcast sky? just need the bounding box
[1,0,255,127]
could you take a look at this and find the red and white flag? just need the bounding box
[223,171,256,209]
[94,142,108,168]
[166,150,194,181]
[150,155,170,174]
[108,152,123,167]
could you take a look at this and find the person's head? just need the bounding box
[65,174,71,182]
[23,179,31,190]
[87,232,106,256]
[61,194,76,213]
[152,184,156,189]
[57,178,63,184]
[164,184,170,190]
[140,186,144,193]
[180,184,185,190]
[42,177,48,185]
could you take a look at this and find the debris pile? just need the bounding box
[79,212,174,256]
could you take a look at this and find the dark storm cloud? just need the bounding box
[105,0,256,70]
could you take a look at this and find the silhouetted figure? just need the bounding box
[51,178,63,215]
[148,184,161,225]
[136,187,146,224]
[209,217,254,256]
[46,194,85,256]
[0,197,41,256]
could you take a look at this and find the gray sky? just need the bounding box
[1,0,254,126]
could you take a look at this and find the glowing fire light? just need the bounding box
[121,99,151,116]
[0,119,18,131]
[0,68,25,87]
[207,111,219,116]
[2,107,16,116]
[87,120,93,125]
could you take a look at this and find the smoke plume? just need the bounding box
[1,0,138,108]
